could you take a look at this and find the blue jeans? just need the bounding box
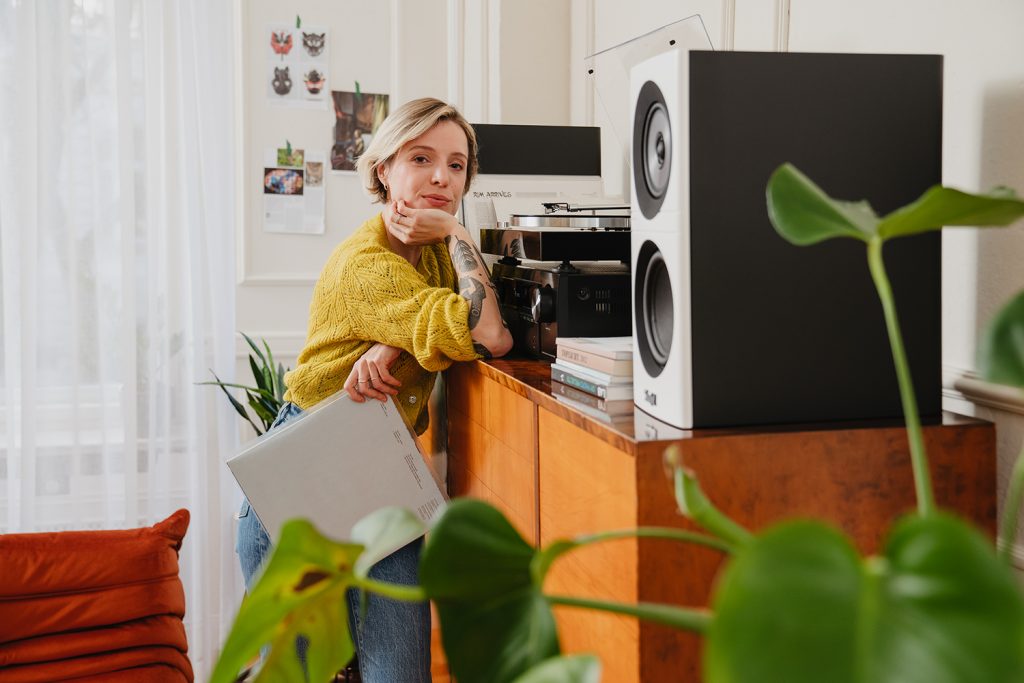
[236,402,431,682]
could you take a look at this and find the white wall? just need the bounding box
[579,0,1024,559]
[235,0,571,373]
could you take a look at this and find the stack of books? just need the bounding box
[550,336,633,422]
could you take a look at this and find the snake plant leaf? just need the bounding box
[247,392,276,425]
[209,519,364,683]
[510,655,601,683]
[766,163,878,245]
[242,332,268,367]
[277,362,288,401]
[350,506,427,579]
[705,514,1024,683]
[979,290,1024,388]
[250,355,270,394]
[877,186,1024,240]
[204,371,263,435]
[421,499,559,683]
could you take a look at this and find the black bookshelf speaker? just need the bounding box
[630,50,943,428]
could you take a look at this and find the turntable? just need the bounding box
[480,203,632,360]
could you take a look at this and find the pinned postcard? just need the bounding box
[331,86,389,172]
[263,144,325,234]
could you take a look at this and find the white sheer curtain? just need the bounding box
[0,0,241,676]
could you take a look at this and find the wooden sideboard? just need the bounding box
[442,356,997,683]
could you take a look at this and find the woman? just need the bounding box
[236,97,512,682]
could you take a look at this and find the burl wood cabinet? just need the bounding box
[444,358,996,683]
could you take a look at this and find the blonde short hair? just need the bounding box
[356,97,479,204]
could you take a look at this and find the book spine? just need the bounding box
[551,366,607,399]
[551,380,604,410]
[556,346,621,375]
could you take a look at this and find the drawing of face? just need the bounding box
[304,69,325,95]
[272,67,292,95]
[379,120,469,215]
[270,31,293,56]
[302,32,325,57]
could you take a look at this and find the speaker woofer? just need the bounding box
[635,240,674,376]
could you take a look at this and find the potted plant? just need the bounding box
[200,333,289,437]
[210,170,1024,683]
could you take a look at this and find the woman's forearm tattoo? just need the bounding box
[459,276,486,329]
[447,231,503,353]
[473,342,493,359]
[446,234,480,273]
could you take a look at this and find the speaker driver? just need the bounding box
[642,103,672,199]
[632,80,672,219]
[635,240,674,376]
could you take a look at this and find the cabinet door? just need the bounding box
[447,363,538,544]
[538,407,640,683]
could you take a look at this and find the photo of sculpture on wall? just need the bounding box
[330,89,389,172]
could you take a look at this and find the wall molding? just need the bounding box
[235,331,307,359]
[944,364,1024,416]
[447,0,465,109]
[775,0,791,52]
[721,0,737,51]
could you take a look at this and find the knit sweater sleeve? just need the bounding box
[341,248,479,371]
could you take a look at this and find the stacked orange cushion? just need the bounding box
[0,510,193,682]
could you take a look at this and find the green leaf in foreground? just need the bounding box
[877,185,1024,239]
[421,499,559,683]
[351,506,427,579]
[209,519,364,683]
[766,163,878,245]
[768,164,1024,246]
[980,289,1024,389]
[510,655,601,683]
[705,514,1024,683]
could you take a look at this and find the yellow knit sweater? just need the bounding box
[284,214,479,433]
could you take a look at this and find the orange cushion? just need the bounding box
[0,510,192,682]
[0,576,186,644]
[0,509,189,597]
[0,614,188,667]
[0,645,194,683]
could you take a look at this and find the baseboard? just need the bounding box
[943,364,1024,417]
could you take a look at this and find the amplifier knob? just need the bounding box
[530,285,556,323]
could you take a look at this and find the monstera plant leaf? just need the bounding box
[704,514,1024,683]
[421,499,560,683]
[350,506,427,579]
[209,519,364,683]
[767,163,1024,246]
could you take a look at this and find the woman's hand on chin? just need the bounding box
[386,199,458,246]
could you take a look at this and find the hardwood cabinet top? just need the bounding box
[453,354,986,457]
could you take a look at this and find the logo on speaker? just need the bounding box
[643,389,657,406]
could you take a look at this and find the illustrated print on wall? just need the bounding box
[266,21,329,107]
[277,142,304,168]
[263,168,304,195]
[262,147,326,235]
[305,69,325,95]
[302,32,326,57]
[270,30,293,58]
[306,161,324,187]
[331,86,389,172]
